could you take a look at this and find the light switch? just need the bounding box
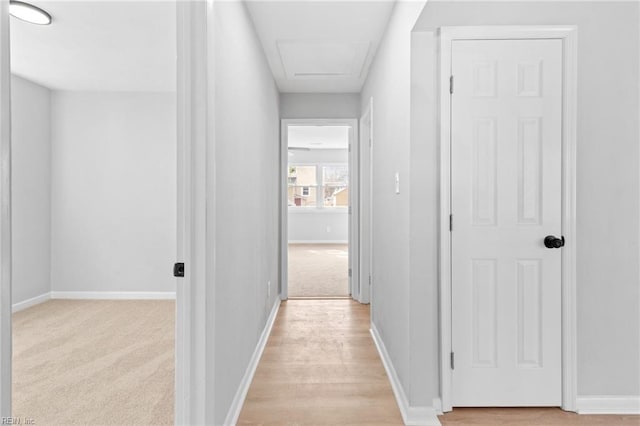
[395,172,400,194]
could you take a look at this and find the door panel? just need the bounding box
[451,39,563,406]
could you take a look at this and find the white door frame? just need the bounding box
[280,118,359,301]
[359,98,373,305]
[175,1,216,424]
[0,0,11,417]
[438,26,578,413]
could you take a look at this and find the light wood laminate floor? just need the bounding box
[238,299,639,425]
[439,407,639,425]
[237,299,403,425]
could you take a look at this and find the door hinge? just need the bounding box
[173,262,185,278]
[450,352,455,370]
[348,268,352,277]
[348,143,351,153]
[449,214,453,231]
[449,75,454,94]
[369,275,372,286]
[369,137,372,147]
[348,206,352,214]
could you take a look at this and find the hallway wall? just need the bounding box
[212,2,281,424]
[359,0,429,412]
[280,93,360,119]
[10,76,51,306]
[414,0,640,399]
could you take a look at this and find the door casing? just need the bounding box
[175,1,216,424]
[279,118,359,301]
[438,25,578,413]
[0,0,11,417]
[359,98,373,305]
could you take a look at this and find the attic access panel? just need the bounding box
[277,40,370,79]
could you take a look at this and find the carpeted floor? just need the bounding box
[288,243,349,297]
[12,299,174,425]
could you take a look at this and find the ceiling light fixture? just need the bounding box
[9,1,52,25]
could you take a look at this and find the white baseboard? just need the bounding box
[12,292,51,313]
[370,323,441,426]
[224,297,281,426]
[288,240,348,244]
[13,291,177,309]
[50,291,176,300]
[432,398,443,415]
[577,395,640,414]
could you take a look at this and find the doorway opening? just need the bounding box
[7,2,178,424]
[280,119,359,300]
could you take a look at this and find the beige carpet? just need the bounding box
[12,300,174,425]
[288,243,349,297]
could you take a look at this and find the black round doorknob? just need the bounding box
[544,235,565,249]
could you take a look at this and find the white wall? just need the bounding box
[10,75,51,305]
[359,0,427,411]
[288,211,348,243]
[288,148,348,243]
[213,2,280,424]
[408,29,440,406]
[413,0,640,399]
[50,92,176,294]
[281,93,360,119]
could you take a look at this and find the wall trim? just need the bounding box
[370,323,441,426]
[223,298,281,426]
[12,292,51,313]
[288,208,348,215]
[11,292,173,312]
[175,1,215,423]
[0,0,12,416]
[358,97,373,305]
[576,396,640,415]
[432,398,443,415]
[50,291,176,300]
[288,240,348,244]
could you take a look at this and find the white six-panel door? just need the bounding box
[451,39,563,406]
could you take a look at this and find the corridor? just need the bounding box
[237,300,402,424]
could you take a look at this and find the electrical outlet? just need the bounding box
[326,226,331,233]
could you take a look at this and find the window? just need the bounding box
[288,163,348,209]
[322,165,349,207]
[288,165,317,207]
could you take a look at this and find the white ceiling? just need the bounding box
[246,1,395,93]
[288,125,349,150]
[9,1,176,92]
